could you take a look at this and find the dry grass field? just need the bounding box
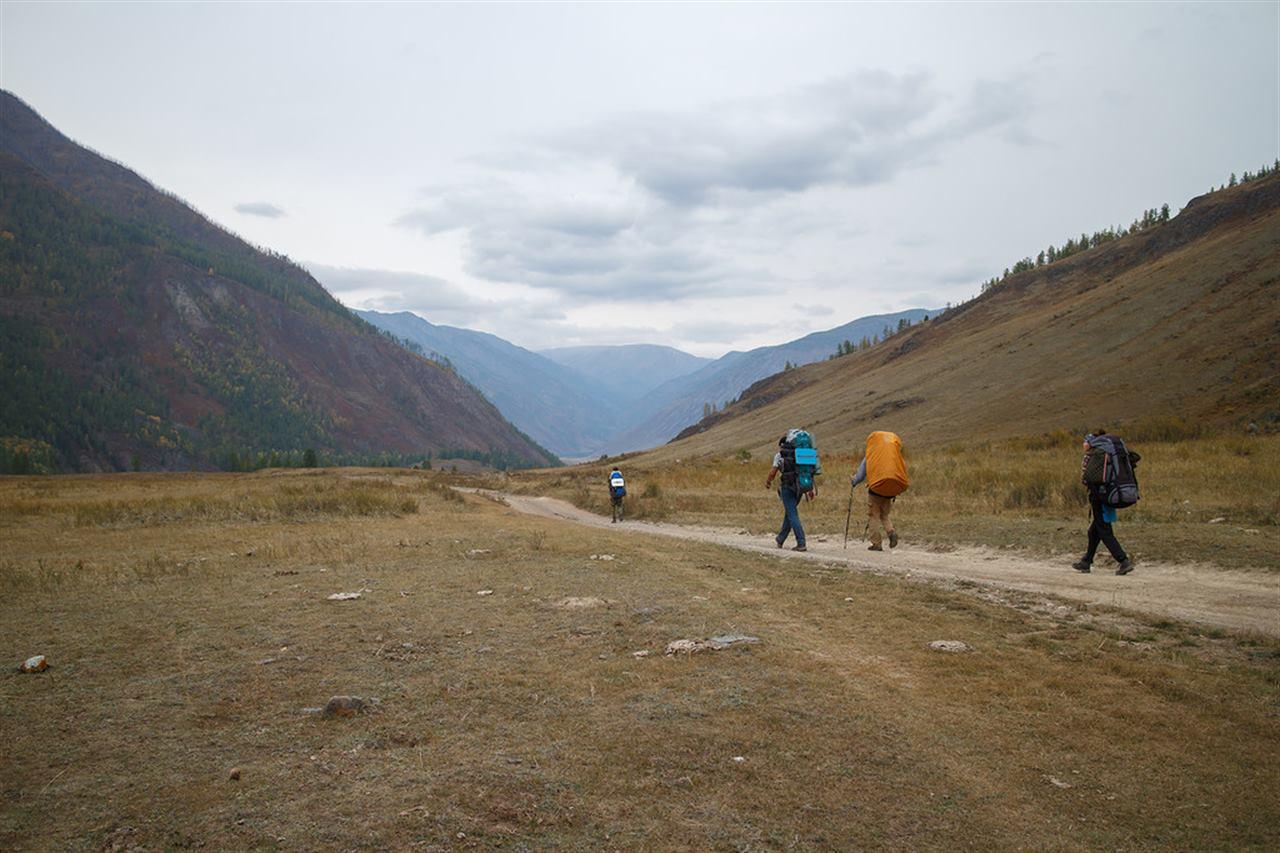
[513,432,1280,572]
[3,469,1278,849]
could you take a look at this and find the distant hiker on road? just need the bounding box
[765,428,821,551]
[608,467,627,523]
[850,431,908,551]
[1074,430,1139,575]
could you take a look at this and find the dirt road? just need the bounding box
[477,491,1279,637]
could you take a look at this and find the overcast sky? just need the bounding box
[4,2,1276,357]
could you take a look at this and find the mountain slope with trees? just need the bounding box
[0,91,557,472]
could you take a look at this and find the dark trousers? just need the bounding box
[776,486,805,547]
[611,496,623,521]
[1084,496,1127,563]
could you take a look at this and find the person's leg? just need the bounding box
[788,489,806,549]
[1096,516,1127,563]
[882,497,897,547]
[867,495,884,548]
[1083,499,1103,562]
[776,489,793,546]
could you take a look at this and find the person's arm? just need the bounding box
[850,457,867,488]
[765,465,779,489]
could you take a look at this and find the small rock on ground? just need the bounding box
[554,596,612,609]
[476,589,494,596]
[19,655,48,673]
[928,640,972,653]
[323,695,366,717]
[666,634,761,655]
[326,592,362,601]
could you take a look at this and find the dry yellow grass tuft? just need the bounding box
[2,468,1278,848]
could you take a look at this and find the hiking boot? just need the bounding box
[775,537,784,549]
[1116,559,1134,576]
[793,544,807,552]
[1072,559,1092,573]
[867,544,883,552]
[888,531,899,549]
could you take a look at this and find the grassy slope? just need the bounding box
[644,175,1280,465]
[1,471,1277,849]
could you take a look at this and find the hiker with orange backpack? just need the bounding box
[848,431,909,551]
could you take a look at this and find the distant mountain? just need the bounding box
[643,174,1280,462]
[609,309,936,452]
[539,344,711,404]
[356,310,623,457]
[0,90,557,472]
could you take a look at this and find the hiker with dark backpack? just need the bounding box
[849,431,909,551]
[608,467,627,523]
[765,428,821,552]
[1073,430,1140,575]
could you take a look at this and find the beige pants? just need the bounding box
[868,493,895,547]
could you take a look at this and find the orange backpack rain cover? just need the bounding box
[865,431,909,497]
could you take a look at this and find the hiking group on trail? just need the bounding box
[606,424,1142,576]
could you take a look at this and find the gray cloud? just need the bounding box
[793,303,836,317]
[234,201,287,218]
[396,191,767,301]
[667,318,782,345]
[305,263,566,329]
[551,70,1035,206]
[393,69,1038,309]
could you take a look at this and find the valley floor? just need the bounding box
[2,470,1278,850]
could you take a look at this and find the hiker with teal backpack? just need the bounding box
[1074,430,1140,575]
[764,429,821,552]
[608,466,627,523]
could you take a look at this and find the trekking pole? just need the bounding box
[843,483,854,548]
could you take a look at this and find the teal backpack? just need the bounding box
[779,429,820,491]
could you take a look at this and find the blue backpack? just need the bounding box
[779,429,820,492]
[609,471,626,498]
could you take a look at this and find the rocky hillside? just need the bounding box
[0,91,557,472]
[644,174,1280,462]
